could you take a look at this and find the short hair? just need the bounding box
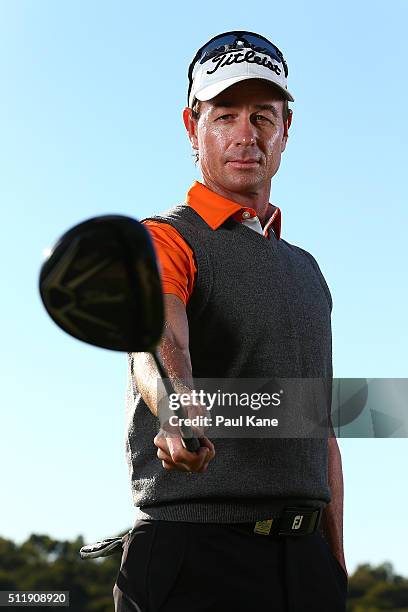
[191,95,290,123]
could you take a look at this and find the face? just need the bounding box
[183,80,292,198]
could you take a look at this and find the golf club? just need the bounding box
[39,214,200,452]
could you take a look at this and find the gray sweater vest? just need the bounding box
[125,204,333,522]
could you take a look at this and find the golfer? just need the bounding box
[114,30,348,611]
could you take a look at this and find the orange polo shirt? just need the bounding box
[143,181,282,305]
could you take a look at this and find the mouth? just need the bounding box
[226,159,260,169]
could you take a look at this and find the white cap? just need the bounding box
[188,34,294,107]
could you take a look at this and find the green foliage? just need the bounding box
[0,533,126,612]
[347,562,408,611]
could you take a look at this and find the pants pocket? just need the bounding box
[319,533,348,592]
[114,520,188,612]
[145,521,187,611]
[114,520,158,612]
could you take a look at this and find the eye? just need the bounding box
[216,113,234,121]
[253,114,273,124]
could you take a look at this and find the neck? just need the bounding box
[202,177,275,226]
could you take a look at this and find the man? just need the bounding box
[114,31,348,611]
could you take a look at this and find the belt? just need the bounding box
[78,507,323,559]
[237,506,323,537]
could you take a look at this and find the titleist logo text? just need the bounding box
[206,50,282,76]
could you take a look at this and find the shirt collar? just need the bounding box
[185,181,281,240]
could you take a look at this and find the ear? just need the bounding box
[281,108,293,153]
[287,108,293,131]
[183,107,199,150]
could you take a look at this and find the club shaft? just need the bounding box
[152,351,200,452]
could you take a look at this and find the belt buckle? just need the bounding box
[277,506,322,536]
[253,519,274,535]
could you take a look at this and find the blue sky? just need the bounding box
[0,0,407,577]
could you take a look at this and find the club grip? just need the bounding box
[180,432,201,452]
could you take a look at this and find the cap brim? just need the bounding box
[193,75,295,104]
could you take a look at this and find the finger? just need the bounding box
[156,432,214,472]
[154,433,170,454]
[192,446,211,471]
[161,459,178,471]
[162,449,207,472]
[157,448,172,462]
[158,435,198,469]
[199,437,216,459]
[168,438,209,471]
[162,459,191,472]
[194,450,211,472]
[157,444,197,471]
[156,433,198,469]
[198,438,215,471]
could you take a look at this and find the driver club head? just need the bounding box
[39,215,164,352]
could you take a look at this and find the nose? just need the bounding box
[233,115,256,146]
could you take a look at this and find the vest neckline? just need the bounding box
[234,220,278,251]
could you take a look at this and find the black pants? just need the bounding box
[113,519,348,612]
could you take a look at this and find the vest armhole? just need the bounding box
[295,246,333,312]
[141,213,214,321]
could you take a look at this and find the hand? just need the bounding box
[154,430,215,473]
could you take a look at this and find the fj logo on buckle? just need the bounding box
[291,515,304,530]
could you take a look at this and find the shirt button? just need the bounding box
[242,211,251,219]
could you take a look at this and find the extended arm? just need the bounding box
[132,293,215,472]
[132,293,193,416]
